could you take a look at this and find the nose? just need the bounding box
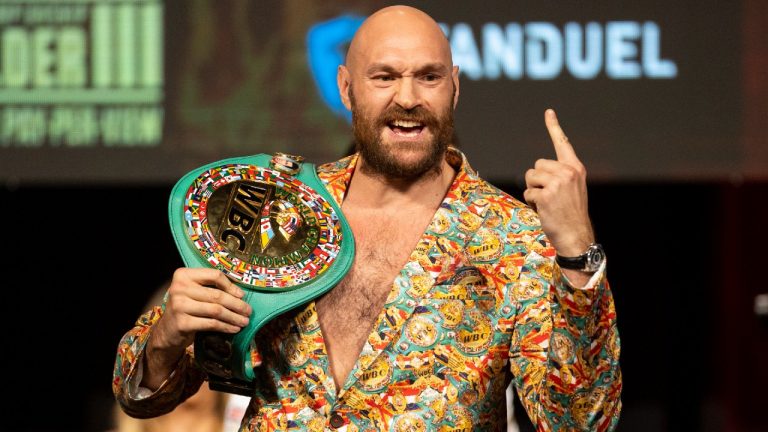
[393,77,421,110]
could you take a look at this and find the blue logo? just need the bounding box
[306,15,365,122]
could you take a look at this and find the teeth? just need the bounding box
[392,120,422,128]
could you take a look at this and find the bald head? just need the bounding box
[346,6,452,71]
[335,6,459,181]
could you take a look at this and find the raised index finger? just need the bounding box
[545,109,579,165]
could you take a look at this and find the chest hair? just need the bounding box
[315,210,431,388]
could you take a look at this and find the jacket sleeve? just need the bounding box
[112,303,206,418]
[506,211,622,431]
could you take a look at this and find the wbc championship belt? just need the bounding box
[168,153,354,395]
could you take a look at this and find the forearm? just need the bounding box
[141,327,189,391]
[511,260,621,431]
[551,266,621,429]
[113,306,205,418]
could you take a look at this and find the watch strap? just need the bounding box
[555,252,588,270]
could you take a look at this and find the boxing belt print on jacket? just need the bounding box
[168,152,354,395]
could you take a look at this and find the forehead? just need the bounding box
[364,34,450,69]
[350,18,453,73]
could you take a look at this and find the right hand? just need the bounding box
[143,268,252,389]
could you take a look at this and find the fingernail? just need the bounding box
[241,317,250,326]
[236,287,245,298]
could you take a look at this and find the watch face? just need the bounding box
[586,244,605,270]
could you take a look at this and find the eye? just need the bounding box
[422,73,439,82]
[373,74,395,82]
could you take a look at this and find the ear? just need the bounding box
[451,65,460,109]
[337,65,352,111]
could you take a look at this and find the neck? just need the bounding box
[344,155,456,211]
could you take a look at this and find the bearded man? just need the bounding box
[114,5,621,431]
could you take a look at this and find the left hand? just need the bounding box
[523,109,594,257]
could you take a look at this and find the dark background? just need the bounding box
[1,0,767,431]
[3,177,767,431]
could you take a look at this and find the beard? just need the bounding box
[350,89,454,181]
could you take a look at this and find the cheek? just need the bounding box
[357,104,387,126]
[370,100,393,117]
[434,88,456,111]
[359,87,395,109]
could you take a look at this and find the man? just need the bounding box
[113,5,621,431]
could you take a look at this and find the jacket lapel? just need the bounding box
[326,149,493,395]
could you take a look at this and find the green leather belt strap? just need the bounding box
[168,153,354,395]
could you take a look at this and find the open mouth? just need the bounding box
[388,119,425,137]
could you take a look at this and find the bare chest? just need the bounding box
[315,211,432,388]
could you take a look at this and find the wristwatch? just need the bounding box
[555,243,605,272]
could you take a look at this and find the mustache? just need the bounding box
[377,105,440,128]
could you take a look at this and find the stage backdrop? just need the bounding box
[0,0,743,183]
